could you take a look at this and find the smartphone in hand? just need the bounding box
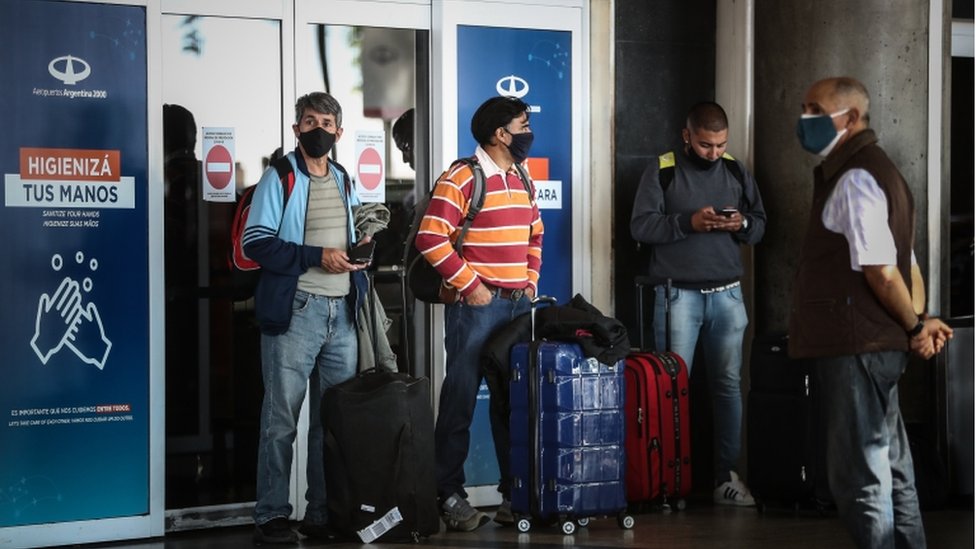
[719,207,738,218]
[348,240,376,264]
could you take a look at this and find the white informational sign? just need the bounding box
[201,127,236,203]
[533,180,562,209]
[354,130,385,204]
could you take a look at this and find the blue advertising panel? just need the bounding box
[457,25,572,489]
[0,0,149,527]
[457,25,573,302]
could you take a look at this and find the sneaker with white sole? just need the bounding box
[713,471,756,507]
[441,493,491,532]
[494,498,514,526]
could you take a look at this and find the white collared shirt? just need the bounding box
[822,168,916,271]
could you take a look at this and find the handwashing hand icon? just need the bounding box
[30,275,112,370]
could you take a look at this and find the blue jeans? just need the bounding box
[815,352,925,549]
[653,283,748,483]
[254,291,358,526]
[435,293,530,501]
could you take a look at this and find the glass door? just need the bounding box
[160,3,289,529]
[293,0,432,520]
[159,0,431,530]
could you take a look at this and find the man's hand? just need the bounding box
[464,283,493,306]
[909,318,954,359]
[691,206,743,233]
[320,247,365,273]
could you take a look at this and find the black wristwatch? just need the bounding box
[907,320,925,337]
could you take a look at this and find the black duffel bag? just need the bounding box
[323,368,439,542]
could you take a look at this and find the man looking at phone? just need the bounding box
[630,101,766,506]
[244,92,372,544]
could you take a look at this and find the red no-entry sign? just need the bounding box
[205,144,233,189]
[357,147,383,191]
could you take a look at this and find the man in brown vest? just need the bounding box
[790,77,953,549]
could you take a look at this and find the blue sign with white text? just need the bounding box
[457,25,573,489]
[457,25,573,303]
[0,0,149,527]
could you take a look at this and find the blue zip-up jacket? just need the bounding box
[242,149,366,335]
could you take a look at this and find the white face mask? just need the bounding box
[797,108,850,157]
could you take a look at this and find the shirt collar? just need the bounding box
[474,145,516,179]
[821,129,878,182]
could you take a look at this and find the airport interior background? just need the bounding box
[158,0,974,532]
[0,0,969,547]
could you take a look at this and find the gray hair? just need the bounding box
[831,77,870,125]
[294,92,343,128]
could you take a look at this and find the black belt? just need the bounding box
[484,283,526,301]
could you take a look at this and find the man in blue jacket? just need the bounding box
[243,92,370,544]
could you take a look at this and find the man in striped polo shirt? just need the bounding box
[416,96,544,531]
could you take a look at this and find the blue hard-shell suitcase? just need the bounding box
[508,296,635,534]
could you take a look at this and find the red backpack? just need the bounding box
[228,157,295,284]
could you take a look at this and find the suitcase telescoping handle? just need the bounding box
[529,295,558,341]
[635,277,673,352]
[526,295,555,518]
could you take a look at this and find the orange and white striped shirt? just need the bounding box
[415,146,543,297]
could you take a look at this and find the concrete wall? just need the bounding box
[613,0,717,340]
[753,0,931,334]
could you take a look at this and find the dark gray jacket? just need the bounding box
[630,149,766,285]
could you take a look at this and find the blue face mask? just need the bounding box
[796,108,849,157]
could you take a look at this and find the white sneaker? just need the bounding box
[713,471,756,507]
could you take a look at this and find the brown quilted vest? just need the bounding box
[788,129,915,359]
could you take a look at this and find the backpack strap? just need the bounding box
[450,157,485,255]
[270,156,296,203]
[511,162,535,239]
[329,160,354,197]
[658,151,744,193]
[512,162,533,196]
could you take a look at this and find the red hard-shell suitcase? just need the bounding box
[624,277,692,510]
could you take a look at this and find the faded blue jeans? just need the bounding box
[815,352,925,549]
[653,283,748,484]
[254,291,358,526]
[435,293,530,501]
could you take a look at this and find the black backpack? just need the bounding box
[402,157,531,303]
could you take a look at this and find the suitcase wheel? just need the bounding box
[560,520,576,535]
[617,512,635,529]
[575,517,590,528]
[516,517,532,533]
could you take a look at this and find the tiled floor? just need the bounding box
[66,498,973,549]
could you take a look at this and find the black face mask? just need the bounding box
[684,146,719,170]
[505,129,535,163]
[298,127,337,159]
